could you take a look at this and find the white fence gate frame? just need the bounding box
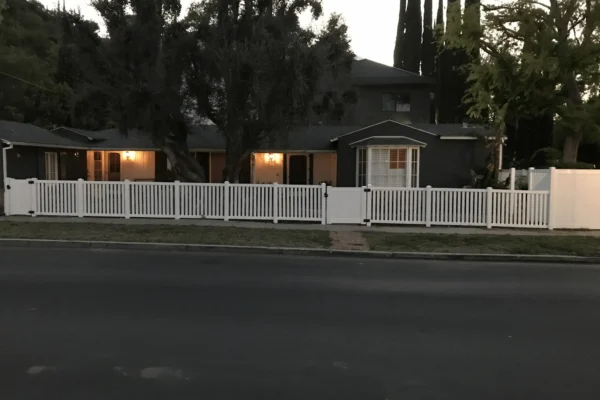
[5,178,551,229]
[325,187,367,224]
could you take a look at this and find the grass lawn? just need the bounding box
[364,232,600,257]
[0,221,331,249]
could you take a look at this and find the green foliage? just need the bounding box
[393,0,407,68]
[445,0,600,163]
[403,0,421,73]
[0,0,73,127]
[421,0,434,77]
[184,0,354,181]
[529,147,562,167]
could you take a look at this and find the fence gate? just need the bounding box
[326,187,366,224]
[5,178,36,216]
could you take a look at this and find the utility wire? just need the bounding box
[0,70,57,93]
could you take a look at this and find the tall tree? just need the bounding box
[65,0,207,182]
[393,0,407,68]
[403,0,422,73]
[421,0,435,77]
[0,0,73,127]
[185,0,354,182]
[446,0,600,164]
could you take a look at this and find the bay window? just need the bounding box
[356,146,420,188]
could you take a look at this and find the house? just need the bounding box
[1,59,496,190]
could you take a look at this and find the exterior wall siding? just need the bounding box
[312,153,337,186]
[3,146,86,182]
[86,150,155,181]
[339,85,432,126]
[336,123,488,188]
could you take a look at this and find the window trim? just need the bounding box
[44,152,58,180]
[356,145,420,188]
[382,93,411,112]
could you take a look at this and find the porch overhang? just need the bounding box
[349,136,427,148]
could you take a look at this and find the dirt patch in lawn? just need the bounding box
[364,232,600,257]
[0,221,331,249]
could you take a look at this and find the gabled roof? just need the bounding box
[330,120,493,142]
[349,136,427,147]
[351,59,434,86]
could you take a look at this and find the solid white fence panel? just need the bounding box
[277,184,324,222]
[491,190,548,228]
[36,180,78,216]
[82,181,126,217]
[370,188,426,225]
[550,169,600,229]
[179,183,225,219]
[430,188,488,227]
[5,178,36,216]
[129,182,175,218]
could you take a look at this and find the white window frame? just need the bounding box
[355,147,367,187]
[44,152,58,180]
[356,146,420,188]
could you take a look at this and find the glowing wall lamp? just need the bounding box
[263,153,283,165]
[123,151,135,161]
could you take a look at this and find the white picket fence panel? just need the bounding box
[365,186,548,228]
[498,168,551,191]
[4,178,550,229]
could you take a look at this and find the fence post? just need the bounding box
[425,185,432,227]
[509,167,516,190]
[273,182,278,224]
[124,180,131,219]
[486,187,493,229]
[547,167,556,230]
[224,181,230,221]
[365,184,372,227]
[29,178,37,217]
[4,177,11,216]
[528,167,534,190]
[174,180,181,220]
[76,179,84,217]
[321,183,327,225]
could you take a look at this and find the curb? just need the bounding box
[1,238,599,264]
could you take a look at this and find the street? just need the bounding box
[0,247,599,399]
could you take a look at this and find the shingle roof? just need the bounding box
[349,136,427,147]
[351,59,434,86]
[411,123,493,137]
[0,120,83,147]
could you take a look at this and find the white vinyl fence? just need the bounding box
[4,178,551,229]
[6,179,327,223]
[366,187,548,228]
[498,168,551,191]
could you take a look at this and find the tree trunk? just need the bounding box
[562,134,581,164]
[160,141,206,182]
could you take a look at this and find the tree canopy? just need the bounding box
[446,0,600,163]
[184,0,354,181]
[0,0,73,127]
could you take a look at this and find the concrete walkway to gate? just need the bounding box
[2,216,600,237]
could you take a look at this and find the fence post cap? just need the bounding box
[273,182,278,185]
[529,167,535,170]
[77,178,84,181]
[426,185,432,188]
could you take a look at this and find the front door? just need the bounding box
[288,155,307,185]
[108,152,121,181]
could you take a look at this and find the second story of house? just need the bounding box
[312,58,434,127]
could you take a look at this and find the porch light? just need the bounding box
[263,153,283,165]
[123,151,135,161]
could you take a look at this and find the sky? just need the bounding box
[40,0,402,66]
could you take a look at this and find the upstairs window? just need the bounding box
[382,93,411,112]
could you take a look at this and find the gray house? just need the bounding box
[1,58,495,190]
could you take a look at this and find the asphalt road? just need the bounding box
[0,247,600,400]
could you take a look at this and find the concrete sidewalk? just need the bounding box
[2,215,599,236]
